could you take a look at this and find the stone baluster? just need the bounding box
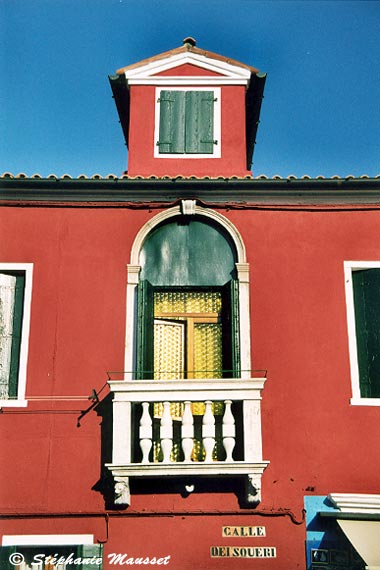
[181,400,194,462]
[222,399,236,461]
[139,401,152,463]
[202,400,215,462]
[160,401,173,463]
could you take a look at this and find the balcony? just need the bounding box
[106,376,269,506]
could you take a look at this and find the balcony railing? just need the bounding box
[106,377,269,506]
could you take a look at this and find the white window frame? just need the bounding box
[2,534,94,546]
[154,87,221,159]
[125,205,251,380]
[344,260,380,406]
[1,534,100,569]
[0,263,33,408]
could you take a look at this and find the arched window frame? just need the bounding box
[107,202,268,506]
[125,202,251,381]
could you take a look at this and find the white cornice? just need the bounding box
[128,77,248,86]
[329,493,380,514]
[123,52,251,85]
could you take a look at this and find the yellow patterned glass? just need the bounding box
[152,290,223,462]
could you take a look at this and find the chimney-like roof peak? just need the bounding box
[182,36,196,48]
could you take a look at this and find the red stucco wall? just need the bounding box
[127,85,250,177]
[1,203,379,569]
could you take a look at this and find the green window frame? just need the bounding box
[0,271,25,399]
[157,90,216,155]
[352,268,380,398]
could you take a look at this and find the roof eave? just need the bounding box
[109,74,130,148]
[2,177,380,207]
[246,72,267,170]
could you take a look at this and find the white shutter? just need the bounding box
[0,273,16,399]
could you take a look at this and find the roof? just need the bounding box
[109,38,266,170]
[2,173,380,209]
[115,37,259,76]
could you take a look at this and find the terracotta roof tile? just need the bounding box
[116,41,259,75]
[2,172,380,181]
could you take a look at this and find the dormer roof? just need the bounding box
[109,38,266,171]
[115,37,259,85]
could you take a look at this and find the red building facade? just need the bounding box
[1,39,380,570]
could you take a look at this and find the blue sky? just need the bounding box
[1,0,379,178]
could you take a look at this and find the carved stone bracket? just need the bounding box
[181,200,197,216]
[245,473,262,506]
[114,477,131,505]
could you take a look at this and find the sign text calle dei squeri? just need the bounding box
[210,527,277,559]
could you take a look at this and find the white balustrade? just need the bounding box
[181,400,194,462]
[136,398,237,465]
[202,401,216,462]
[160,401,173,462]
[222,399,236,461]
[139,401,152,463]
[106,377,269,506]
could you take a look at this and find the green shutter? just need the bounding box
[78,544,103,568]
[352,269,380,398]
[158,90,215,155]
[185,91,215,154]
[221,280,241,378]
[136,280,154,379]
[157,91,185,154]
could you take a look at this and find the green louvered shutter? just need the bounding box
[136,280,154,379]
[221,279,241,378]
[185,91,215,154]
[352,269,380,398]
[157,91,185,154]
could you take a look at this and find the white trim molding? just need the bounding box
[122,51,252,86]
[130,206,247,265]
[125,205,249,375]
[2,534,95,546]
[329,493,380,514]
[344,261,380,406]
[130,77,248,86]
[0,262,33,408]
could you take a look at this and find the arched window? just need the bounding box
[107,204,268,505]
[136,216,240,381]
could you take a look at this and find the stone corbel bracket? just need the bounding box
[245,473,262,506]
[114,477,131,505]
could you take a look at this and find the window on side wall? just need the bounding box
[1,535,102,569]
[0,264,33,406]
[345,262,380,403]
[154,88,221,158]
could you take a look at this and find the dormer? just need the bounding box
[109,38,266,178]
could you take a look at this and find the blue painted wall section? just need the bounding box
[304,496,365,570]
